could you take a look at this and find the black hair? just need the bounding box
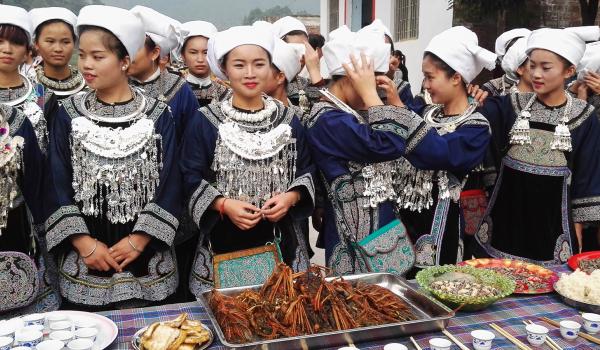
[0,24,29,48]
[308,33,325,49]
[270,63,289,87]
[181,35,208,54]
[78,25,128,60]
[34,19,76,43]
[423,51,456,78]
[144,35,161,64]
[283,30,308,42]
[393,49,406,65]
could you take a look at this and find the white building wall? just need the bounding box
[320,0,453,95]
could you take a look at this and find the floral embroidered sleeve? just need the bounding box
[180,110,221,234]
[570,108,600,223]
[44,106,89,251]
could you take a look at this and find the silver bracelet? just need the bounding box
[128,235,143,253]
[81,239,98,258]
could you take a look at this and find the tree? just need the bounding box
[579,0,599,25]
[242,5,294,25]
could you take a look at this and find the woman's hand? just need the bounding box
[71,234,120,272]
[584,72,600,95]
[220,198,262,230]
[303,42,323,84]
[376,75,404,107]
[467,84,488,106]
[261,191,301,223]
[342,52,384,108]
[109,232,151,270]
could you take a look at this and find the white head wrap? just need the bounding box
[526,26,600,66]
[501,36,528,80]
[0,5,32,42]
[323,25,390,76]
[273,16,307,39]
[29,7,77,39]
[577,41,600,80]
[361,19,392,40]
[425,26,497,83]
[130,6,180,58]
[180,21,217,57]
[77,5,145,60]
[272,38,303,82]
[495,28,531,57]
[207,25,275,80]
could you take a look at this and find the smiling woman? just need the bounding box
[181,25,315,294]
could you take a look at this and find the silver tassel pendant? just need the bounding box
[509,110,532,145]
[551,123,572,152]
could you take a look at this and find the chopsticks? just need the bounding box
[540,317,600,346]
[409,336,422,350]
[523,320,562,350]
[441,329,470,350]
[490,323,532,350]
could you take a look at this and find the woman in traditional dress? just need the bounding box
[393,26,495,271]
[482,28,531,96]
[306,25,491,275]
[180,21,229,107]
[0,5,46,153]
[29,7,85,129]
[182,25,314,294]
[0,102,52,316]
[44,5,181,310]
[474,26,600,265]
[128,6,200,141]
[568,42,600,111]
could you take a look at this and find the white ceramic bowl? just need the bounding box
[66,339,92,350]
[45,315,68,329]
[429,338,452,350]
[21,315,44,328]
[582,313,600,334]
[0,337,13,350]
[73,328,96,343]
[49,322,71,333]
[526,324,548,346]
[471,329,495,350]
[35,340,64,350]
[0,320,19,338]
[383,343,408,350]
[559,320,581,340]
[71,320,95,332]
[20,327,43,335]
[14,331,43,348]
[48,331,73,343]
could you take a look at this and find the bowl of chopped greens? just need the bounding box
[416,265,516,311]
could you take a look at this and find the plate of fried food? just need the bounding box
[131,313,213,350]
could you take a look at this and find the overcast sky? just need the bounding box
[101,0,320,29]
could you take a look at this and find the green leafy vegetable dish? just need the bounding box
[416,265,516,311]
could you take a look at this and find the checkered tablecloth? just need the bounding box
[100,266,596,349]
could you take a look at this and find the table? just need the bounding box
[100,275,594,349]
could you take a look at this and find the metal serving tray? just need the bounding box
[199,272,454,349]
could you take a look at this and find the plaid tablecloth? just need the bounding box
[100,267,595,349]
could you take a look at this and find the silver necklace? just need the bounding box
[2,74,32,107]
[80,87,147,123]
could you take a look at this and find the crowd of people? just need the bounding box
[1,4,600,315]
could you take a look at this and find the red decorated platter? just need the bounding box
[458,258,558,294]
[568,251,600,273]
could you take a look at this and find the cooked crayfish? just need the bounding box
[209,263,417,344]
